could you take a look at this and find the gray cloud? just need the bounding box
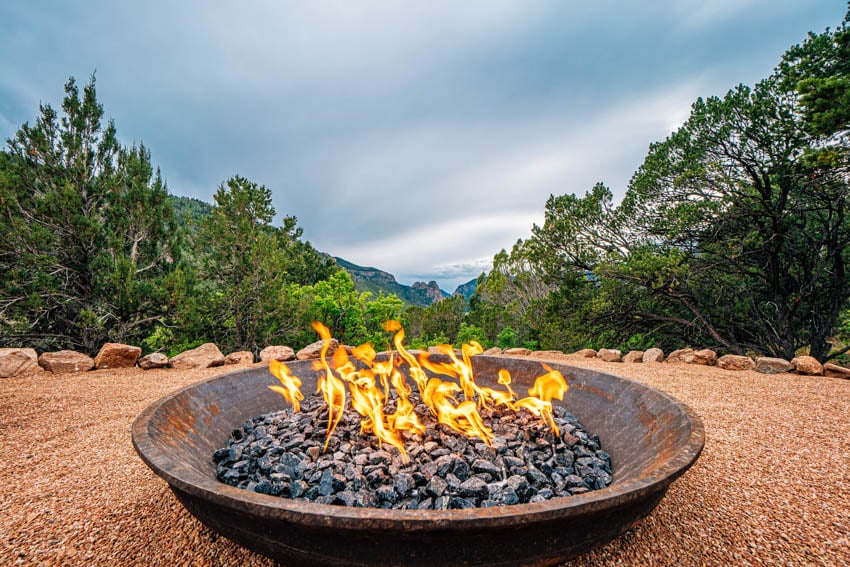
[0,1,843,290]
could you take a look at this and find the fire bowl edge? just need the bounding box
[132,355,704,567]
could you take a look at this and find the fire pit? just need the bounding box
[132,355,703,566]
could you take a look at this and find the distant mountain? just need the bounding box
[332,257,449,307]
[164,197,472,306]
[453,277,480,300]
[170,195,213,227]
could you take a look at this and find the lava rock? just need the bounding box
[214,390,613,510]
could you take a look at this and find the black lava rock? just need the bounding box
[214,390,613,510]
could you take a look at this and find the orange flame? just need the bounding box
[267,321,569,458]
[311,321,347,450]
[268,359,304,412]
[513,364,569,436]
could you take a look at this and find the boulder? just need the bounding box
[790,356,823,376]
[716,354,755,371]
[259,346,295,363]
[94,343,141,369]
[574,348,597,358]
[296,339,340,360]
[169,343,225,370]
[483,347,503,355]
[692,349,718,366]
[503,348,533,356]
[642,348,665,363]
[0,348,39,378]
[755,357,793,374]
[597,349,622,362]
[138,352,169,370]
[225,351,254,365]
[38,350,95,374]
[622,350,644,363]
[824,363,850,379]
[666,348,695,364]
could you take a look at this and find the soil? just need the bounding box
[1,356,848,566]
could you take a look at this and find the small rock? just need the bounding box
[452,459,470,481]
[169,343,225,370]
[394,472,415,496]
[441,469,462,489]
[666,348,695,364]
[296,339,339,360]
[498,485,519,505]
[138,352,169,369]
[0,348,39,378]
[642,348,665,363]
[471,459,501,477]
[426,475,448,497]
[259,345,295,363]
[458,477,489,500]
[790,356,823,376]
[450,496,475,509]
[716,354,756,371]
[597,349,622,362]
[573,348,597,358]
[376,485,398,504]
[824,363,850,379]
[691,349,717,366]
[506,475,531,500]
[755,357,793,374]
[622,350,644,363]
[225,351,254,365]
[433,495,451,510]
[94,343,141,369]
[38,350,94,374]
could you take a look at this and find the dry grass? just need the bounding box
[1,358,848,566]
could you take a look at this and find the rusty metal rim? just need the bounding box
[132,360,704,531]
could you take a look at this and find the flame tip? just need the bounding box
[266,320,569,452]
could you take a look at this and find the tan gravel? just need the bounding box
[1,359,848,566]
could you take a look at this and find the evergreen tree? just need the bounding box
[195,175,335,354]
[0,76,177,352]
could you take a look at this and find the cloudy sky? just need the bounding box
[0,2,843,290]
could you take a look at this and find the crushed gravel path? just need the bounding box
[1,358,848,566]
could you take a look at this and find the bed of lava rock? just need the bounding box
[214,393,613,510]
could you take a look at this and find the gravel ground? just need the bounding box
[1,358,848,566]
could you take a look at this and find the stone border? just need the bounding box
[1,342,848,380]
[490,346,848,379]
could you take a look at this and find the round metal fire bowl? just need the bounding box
[132,355,703,567]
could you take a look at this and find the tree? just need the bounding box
[0,76,177,352]
[780,9,850,140]
[467,239,555,348]
[421,295,467,344]
[532,18,850,361]
[97,144,178,342]
[197,175,322,354]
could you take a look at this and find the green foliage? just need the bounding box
[0,76,177,353]
[184,175,336,354]
[780,9,850,139]
[170,195,213,229]
[496,327,519,349]
[455,322,487,348]
[529,16,850,362]
[402,295,466,345]
[466,240,554,349]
